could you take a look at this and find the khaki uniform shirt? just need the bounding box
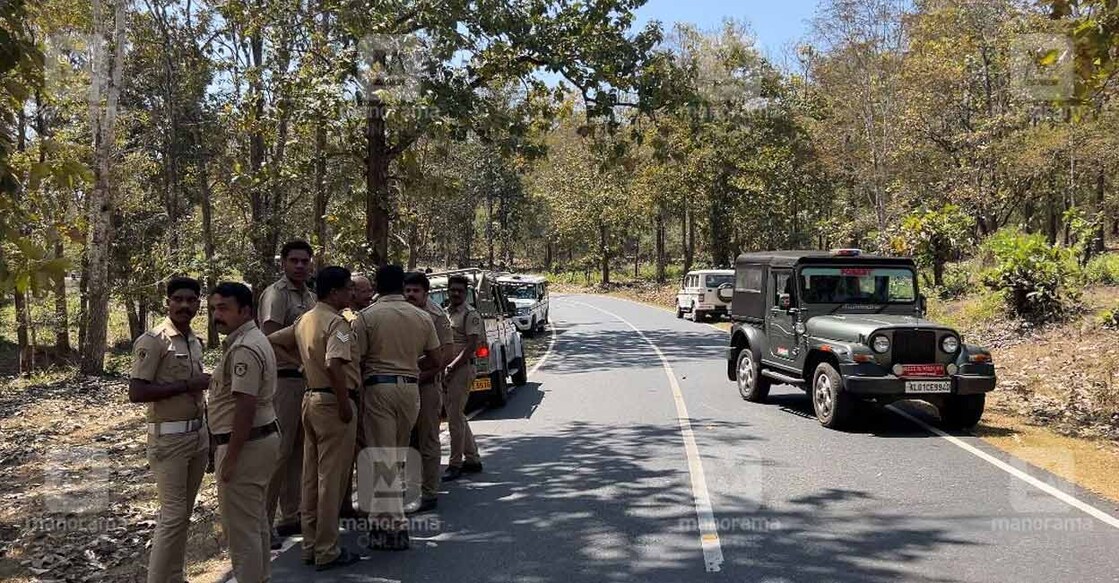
[448,303,485,353]
[353,294,439,378]
[130,318,205,423]
[288,302,360,390]
[424,299,453,348]
[207,321,278,434]
[258,276,315,369]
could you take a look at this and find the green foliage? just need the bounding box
[1083,253,1119,285]
[981,229,1080,322]
[1062,207,1103,268]
[893,204,973,286]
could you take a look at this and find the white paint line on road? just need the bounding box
[573,300,724,574]
[886,404,1119,530]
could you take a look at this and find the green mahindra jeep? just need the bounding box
[725,250,996,430]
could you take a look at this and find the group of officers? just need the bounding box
[129,240,488,582]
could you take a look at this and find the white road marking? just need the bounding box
[598,293,1119,531]
[572,300,724,573]
[887,405,1119,530]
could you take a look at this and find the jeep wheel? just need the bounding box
[525,318,537,338]
[940,394,985,429]
[735,348,771,402]
[693,309,706,323]
[675,304,684,319]
[511,357,528,386]
[812,362,854,429]
[490,368,509,408]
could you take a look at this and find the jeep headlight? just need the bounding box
[940,335,960,354]
[871,335,890,354]
[517,307,531,315]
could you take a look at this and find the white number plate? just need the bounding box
[906,380,952,394]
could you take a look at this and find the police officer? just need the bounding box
[442,274,484,481]
[352,265,440,550]
[403,272,452,513]
[351,275,375,312]
[268,267,360,571]
[259,240,315,538]
[207,282,280,583]
[130,277,210,583]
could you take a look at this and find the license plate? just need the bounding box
[901,364,945,377]
[906,380,951,394]
[471,378,491,392]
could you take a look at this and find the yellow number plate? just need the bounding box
[471,378,491,392]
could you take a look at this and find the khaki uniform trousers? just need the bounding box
[266,376,304,527]
[359,380,419,530]
[444,365,480,467]
[146,427,208,583]
[299,392,357,565]
[413,379,443,499]
[216,432,280,583]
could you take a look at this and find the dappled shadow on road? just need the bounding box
[269,419,976,583]
[539,321,727,376]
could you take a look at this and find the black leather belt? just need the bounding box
[277,369,303,379]
[307,387,358,402]
[363,374,418,386]
[212,420,279,446]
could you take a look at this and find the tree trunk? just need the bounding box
[365,91,390,266]
[199,153,219,348]
[655,209,666,284]
[544,240,553,272]
[80,0,126,375]
[78,252,88,351]
[247,28,272,292]
[599,223,610,285]
[486,189,495,269]
[633,237,639,279]
[53,240,71,354]
[1092,167,1106,254]
[680,208,689,274]
[13,96,31,375]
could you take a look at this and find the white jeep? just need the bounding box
[676,269,735,322]
[497,274,549,336]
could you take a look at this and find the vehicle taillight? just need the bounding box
[475,346,490,359]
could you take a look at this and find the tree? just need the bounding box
[79,0,127,375]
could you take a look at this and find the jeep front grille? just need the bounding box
[892,330,936,364]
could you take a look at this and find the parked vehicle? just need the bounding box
[497,274,549,336]
[725,250,997,430]
[676,269,735,322]
[429,268,527,406]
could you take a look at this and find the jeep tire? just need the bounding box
[812,362,855,429]
[736,348,771,402]
[511,356,528,386]
[940,394,985,429]
[675,304,684,319]
[490,364,509,408]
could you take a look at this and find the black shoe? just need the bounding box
[369,529,410,551]
[406,497,437,514]
[270,528,283,550]
[275,520,301,537]
[462,460,483,474]
[316,548,360,571]
[442,466,463,482]
[339,505,360,519]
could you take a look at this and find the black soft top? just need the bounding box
[735,251,915,269]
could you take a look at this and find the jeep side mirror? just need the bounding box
[779,293,792,310]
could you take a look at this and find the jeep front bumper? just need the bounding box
[839,363,996,396]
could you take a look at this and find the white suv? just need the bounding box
[497,274,549,336]
[676,269,735,322]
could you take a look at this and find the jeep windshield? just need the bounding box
[705,274,734,288]
[429,286,478,309]
[798,266,916,304]
[500,283,538,301]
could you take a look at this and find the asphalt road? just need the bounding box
[267,294,1119,583]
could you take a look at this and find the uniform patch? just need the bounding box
[136,348,148,360]
[335,331,350,343]
[234,362,248,377]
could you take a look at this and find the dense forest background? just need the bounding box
[1,0,1118,374]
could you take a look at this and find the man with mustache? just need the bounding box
[258,240,315,542]
[208,282,280,583]
[130,277,211,583]
[403,271,452,513]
